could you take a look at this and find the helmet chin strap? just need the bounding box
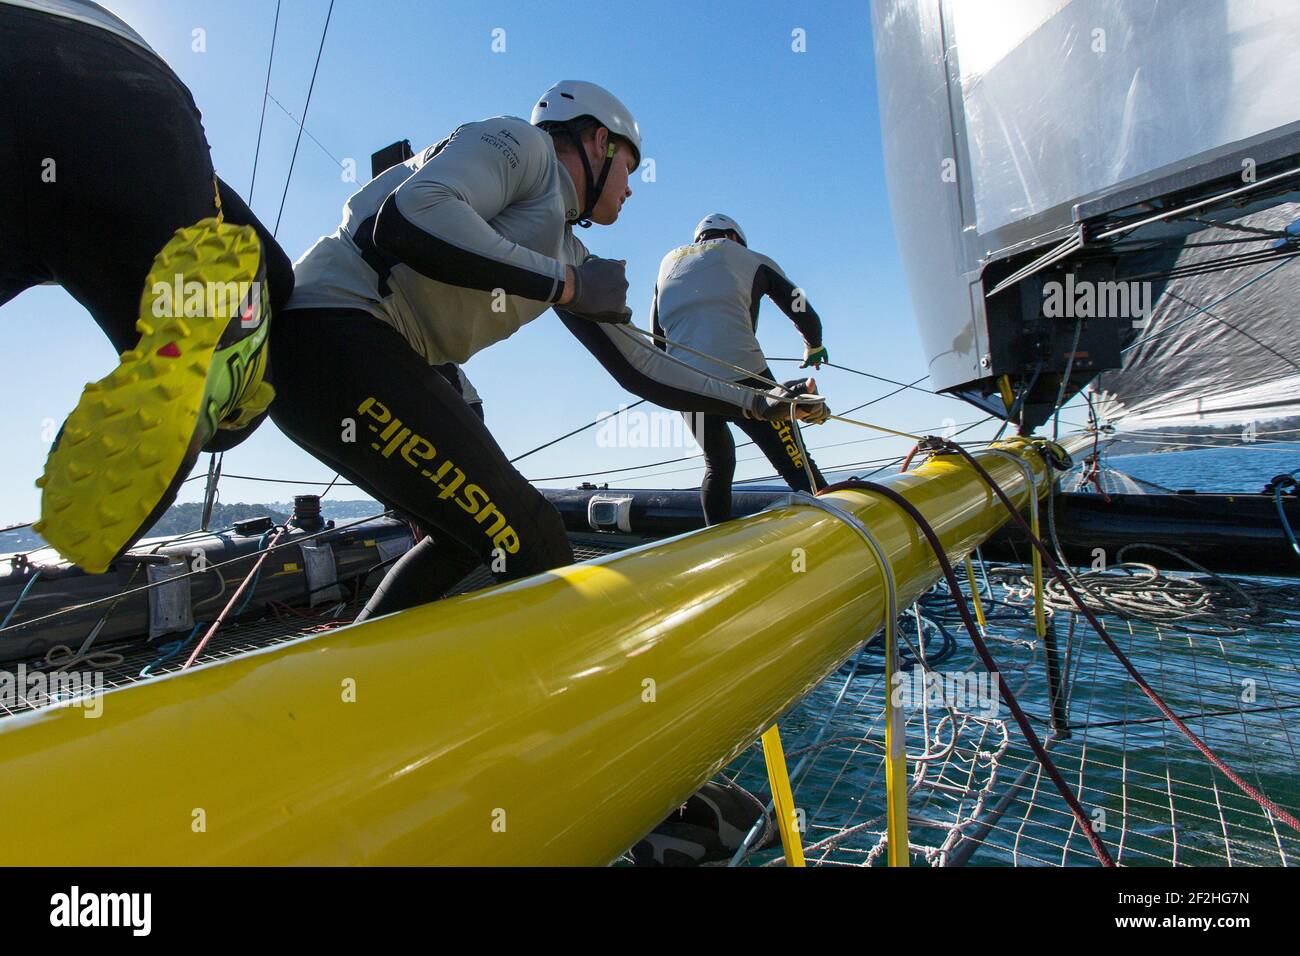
[563,124,616,228]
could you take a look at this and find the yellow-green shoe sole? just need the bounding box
[35,219,266,573]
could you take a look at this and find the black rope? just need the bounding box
[819,476,1115,865]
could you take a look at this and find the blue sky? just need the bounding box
[1,0,1020,524]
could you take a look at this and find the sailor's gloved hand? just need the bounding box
[566,255,632,324]
[745,378,830,423]
[791,377,831,423]
[801,344,829,369]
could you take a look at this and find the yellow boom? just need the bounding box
[0,438,1052,865]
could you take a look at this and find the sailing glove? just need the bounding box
[745,378,830,423]
[801,344,829,369]
[566,255,632,324]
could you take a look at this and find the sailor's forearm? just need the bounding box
[374,192,567,302]
[558,311,757,415]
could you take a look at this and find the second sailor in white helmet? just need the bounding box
[651,213,832,524]
[270,81,830,620]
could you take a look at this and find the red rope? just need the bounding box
[1081,456,1112,503]
[945,441,1300,834]
[819,478,1116,865]
[1083,417,1112,502]
[182,526,288,669]
[898,444,920,474]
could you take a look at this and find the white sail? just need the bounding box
[873,0,1300,429]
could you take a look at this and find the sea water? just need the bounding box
[1108,441,1300,492]
[744,443,1300,867]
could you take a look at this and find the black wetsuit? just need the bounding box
[0,1,293,356]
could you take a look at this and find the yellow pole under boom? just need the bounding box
[761,725,805,867]
[0,439,1053,865]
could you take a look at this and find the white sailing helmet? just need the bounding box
[694,213,747,246]
[531,80,642,168]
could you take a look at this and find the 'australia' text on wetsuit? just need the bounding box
[358,397,520,554]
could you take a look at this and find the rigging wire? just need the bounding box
[838,375,931,416]
[509,400,647,465]
[1086,373,1300,414]
[1113,425,1300,439]
[1122,257,1296,354]
[615,324,923,440]
[1107,233,1293,253]
[1118,244,1298,285]
[1159,288,1300,372]
[265,91,348,170]
[572,373,932,480]
[272,0,336,237]
[531,417,996,486]
[319,473,343,499]
[219,473,355,487]
[1094,164,1300,242]
[1183,215,1295,239]
[743,419,1000,488]
[246,0,282,202]
[1094,437,1300,453]
[767,359,937,395]
[520,358,941,483]
[191,0,330,528]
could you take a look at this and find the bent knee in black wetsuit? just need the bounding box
[269,308,572,619]
[0,5,292,351]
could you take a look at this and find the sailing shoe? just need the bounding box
[35,218,274,573]
[630,780,769,866]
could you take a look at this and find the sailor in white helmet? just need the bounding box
[270,81,830,620]
[651,214,830,524]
